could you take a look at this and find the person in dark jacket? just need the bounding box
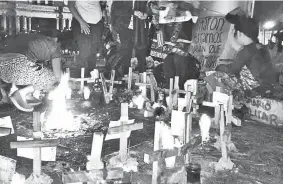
[111,1,150,76]
[205,13,279,108]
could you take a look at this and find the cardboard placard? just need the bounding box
[189,16,230,70]
[0,116,14,137]
[16,136,56,161]
[0,155,16,184]
[245,98,283,126]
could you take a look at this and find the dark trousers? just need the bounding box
[72,19,103,74]
[114,27,147,75]
[164,53,200,90]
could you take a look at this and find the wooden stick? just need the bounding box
[219,105,227,160]
[109,70,115,94]
[80,68,85,92]
[143,72,147,83]
[128,67,132,90]
[184,113,192,164]
[10,139,59,149]
[108,123,143,134]
[185,85,192,112]
[152,121,163,184]
[119,103,129,162]
[33,111,41,175]
[214,87,221,128]
[173,76,179,110]
[149,74,156,102]
[62,168,124,183]
[168,78,173,110]
[87,132,104,170]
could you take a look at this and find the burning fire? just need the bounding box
[45,73,77,131]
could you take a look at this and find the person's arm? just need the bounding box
[67,1,90,34]
[216,47,248,75]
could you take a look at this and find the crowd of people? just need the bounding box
[0,1,282,112]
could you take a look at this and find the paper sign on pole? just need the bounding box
[16,136,56,161]
[0,116,14,136]
[0,155,16,184]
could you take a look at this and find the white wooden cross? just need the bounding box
[10,111,58,175]
[67,68,122,89]
[215,104,234,171]
[86,132,105,170]
[202,87,241,127]
[105,103,143,162]
[135,72,156,101]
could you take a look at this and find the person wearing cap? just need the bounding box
[205,13,278,105]
[0,32,63,112]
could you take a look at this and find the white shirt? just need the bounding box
[75,0,102,24]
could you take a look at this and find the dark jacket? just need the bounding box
[216,43,277,86]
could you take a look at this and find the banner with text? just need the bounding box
[189,16,230,70]
[245,98,283,127]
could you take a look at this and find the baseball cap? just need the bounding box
[225,13,259,42]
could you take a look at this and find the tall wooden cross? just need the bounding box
[146,121,202,184]
[105,103,143,162]
[10,111,58,175]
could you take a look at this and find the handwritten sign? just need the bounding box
[0,155,16,184]
[245,98,283,126]
[16,136,57,161]
[190,16,230,70]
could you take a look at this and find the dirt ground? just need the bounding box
[0,94,282,184]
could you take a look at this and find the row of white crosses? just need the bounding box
[144,78,242,183]
[142,77,201,184]
[67,68,122,103]
[62,103,143,183]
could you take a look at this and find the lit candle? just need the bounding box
[65,87,72,99]
[83,86,91,100]
[199,114,212,143]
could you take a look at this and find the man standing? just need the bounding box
[68,1,103,75]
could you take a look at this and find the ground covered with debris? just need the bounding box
[0,94,282,184]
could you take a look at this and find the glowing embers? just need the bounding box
[45,74,78,131]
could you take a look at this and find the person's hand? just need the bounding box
[79,20,90,35]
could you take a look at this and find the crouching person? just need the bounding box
[0,32,62,112]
